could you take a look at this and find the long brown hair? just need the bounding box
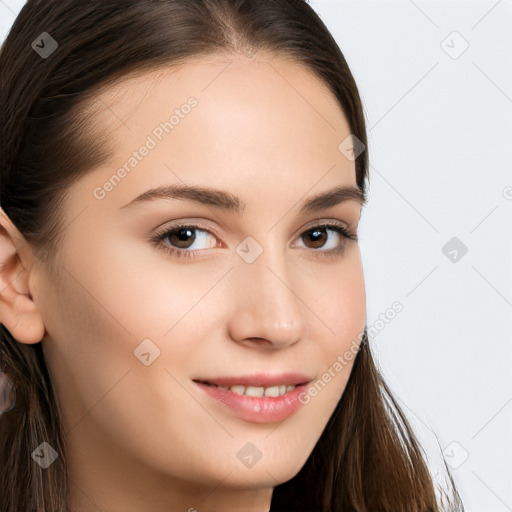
[0,1,463,510]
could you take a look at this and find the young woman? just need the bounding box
[0,1,463,510]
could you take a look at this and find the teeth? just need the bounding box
[230,385,245,395]
[245,386,264,397]
[211,383,297,396]
[264,386,280,397]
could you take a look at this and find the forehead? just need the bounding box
[67,53,358,219]
[88,52,351,150]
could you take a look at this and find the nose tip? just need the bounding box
[239,322,303,350]
[231,317,304,350]
[227,262,309,349]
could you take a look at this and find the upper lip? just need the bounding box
[193,372,314,388]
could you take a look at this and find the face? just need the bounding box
[27,54,366,511]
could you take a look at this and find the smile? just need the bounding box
[196,381,297,397]
[192,372,314,423]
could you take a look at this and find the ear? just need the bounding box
[0,208,46,344]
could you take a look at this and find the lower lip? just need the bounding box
[193,381,309,423]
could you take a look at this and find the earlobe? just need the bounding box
[0,208,46,344]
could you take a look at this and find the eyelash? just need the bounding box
[149,221,358,261]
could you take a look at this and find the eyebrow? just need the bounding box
[119,183,366,214]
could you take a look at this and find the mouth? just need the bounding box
[193,380,303,397]
[192,372,313,395]
[191,373,314,423]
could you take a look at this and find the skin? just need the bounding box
[0,53,366,512]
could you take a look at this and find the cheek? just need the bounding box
[310,250,366,356]
[40,240,231,433]
[38,276,130,434]
[73,232,230,342]
[301,252,365,408]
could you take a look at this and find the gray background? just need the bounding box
[1,0,511,510]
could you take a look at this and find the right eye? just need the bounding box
[150,224,219,260]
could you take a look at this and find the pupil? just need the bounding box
[171,228,195,248]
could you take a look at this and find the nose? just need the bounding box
[227,247,309,350]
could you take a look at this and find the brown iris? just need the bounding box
[303,227,328,249]
[168,227,196,249]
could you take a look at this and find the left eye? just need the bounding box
[294,225,353,251]
[150,222,357,260]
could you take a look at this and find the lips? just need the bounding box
[193,375,313,423]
